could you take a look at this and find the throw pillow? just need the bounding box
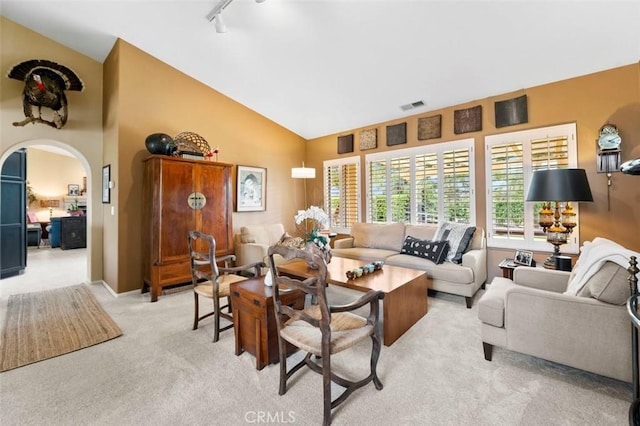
[577,261,629,305]
[400,236,449,264]
[435,222,476,264]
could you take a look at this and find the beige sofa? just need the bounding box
[478,263,632,382]
[332,222,487,308]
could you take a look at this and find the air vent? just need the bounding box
[400,100,425,111]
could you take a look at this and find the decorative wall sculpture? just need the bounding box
[495,95,528,128]
[359,129,377,150]
[418,114,442,140]
[454,105,482,134]
[337,134,354,154]
[386,122,407,146]
[7,59,84,129]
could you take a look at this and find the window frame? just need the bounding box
[323,156,360,234]
[484,123,579,253]
[364,138,476,226]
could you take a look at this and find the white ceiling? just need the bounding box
[2,0,639,140]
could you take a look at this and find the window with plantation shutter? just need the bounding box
[324,156,360,233]
[485,123,578,252]
[365,138,475,225]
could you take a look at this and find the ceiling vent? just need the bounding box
[400,100,425,111]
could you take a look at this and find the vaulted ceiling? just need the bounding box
[2,1,639,139]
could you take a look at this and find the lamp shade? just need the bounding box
[526,168,594,202]
[291,165,316,179]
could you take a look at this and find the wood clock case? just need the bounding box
[142,155,234,302]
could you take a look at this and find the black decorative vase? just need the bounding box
[145,133,176,156]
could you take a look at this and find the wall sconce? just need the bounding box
[596,123,622,210]
[526,168,594,269]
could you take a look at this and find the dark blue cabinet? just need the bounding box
[1,149,27,279]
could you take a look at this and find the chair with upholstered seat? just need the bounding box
[187,230,265,342]
[267,244,385,426]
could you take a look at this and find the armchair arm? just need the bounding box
[462,248,487,287]
[504,285,630,380]
[333,237,354,249]
[512,267,570,293]
[235,243,269,267]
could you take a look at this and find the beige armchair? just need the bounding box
[478,262,633,382]
[234,224,286,274]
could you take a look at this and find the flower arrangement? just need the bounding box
[295,206,331,251]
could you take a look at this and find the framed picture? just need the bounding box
[514,249,534,266]
[68,184,80,196]
[237,165,266,212]
[102,164,111,204]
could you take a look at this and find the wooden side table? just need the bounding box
[498,258,519,280]
[231,276,305,370]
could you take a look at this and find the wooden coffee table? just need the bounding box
[277,257,429,346]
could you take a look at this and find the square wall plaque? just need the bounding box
[386,122,407,146]
[418,114,442,140]
[337,134,354,154]
[495,95,528,128]
[359,128,377,150]
[454,105,482,134]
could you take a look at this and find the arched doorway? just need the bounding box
[0,139,92,285]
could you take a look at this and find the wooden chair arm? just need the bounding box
[220,261,266,276]
[330,290,384,313]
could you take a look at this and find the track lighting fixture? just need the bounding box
[206,0,266,33]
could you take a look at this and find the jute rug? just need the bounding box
[0,285,122,372]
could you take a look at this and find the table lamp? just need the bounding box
[526,168,593,269]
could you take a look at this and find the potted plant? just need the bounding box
[67,198,82,216]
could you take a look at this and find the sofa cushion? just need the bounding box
[400,236,449,264]
[404,224,438,241]
[351,222,406,251]
[477,277,515,328]
[435,222,477,264]
[577,261,630,305]
[384,254,475,284]
[331,247,399,263]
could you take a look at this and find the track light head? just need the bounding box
[214,13,227,33]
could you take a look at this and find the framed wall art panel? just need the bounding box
[359,128,377,150]
[454,105,482,134]
[386,122,407,146]
[495,95,528,128]
[418,114,442,140]
[337,134,354,154]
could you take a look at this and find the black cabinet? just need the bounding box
[1,149,27,279]
[60,216,86,250]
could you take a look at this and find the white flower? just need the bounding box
[294,206,329,228]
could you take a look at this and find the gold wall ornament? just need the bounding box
[8,59,84,129]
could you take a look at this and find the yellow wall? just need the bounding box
[306,63,640,280]
[3,15,639,290]
[0,16,104,282]
[103,40,307,293]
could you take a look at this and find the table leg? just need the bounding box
[382,274,429,345]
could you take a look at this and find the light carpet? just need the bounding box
[0,283,632,425]
[0,284,122,372]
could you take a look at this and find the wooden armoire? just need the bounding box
[142,155,233,302]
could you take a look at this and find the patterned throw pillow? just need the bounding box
[400,236,450,264]
[435,222,477,264]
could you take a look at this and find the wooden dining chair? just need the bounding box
[267,244,385,426]
[187,230,264,342]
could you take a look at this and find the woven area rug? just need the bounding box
[0,285,122,372]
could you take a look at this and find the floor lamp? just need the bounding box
[291,162,315,209]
